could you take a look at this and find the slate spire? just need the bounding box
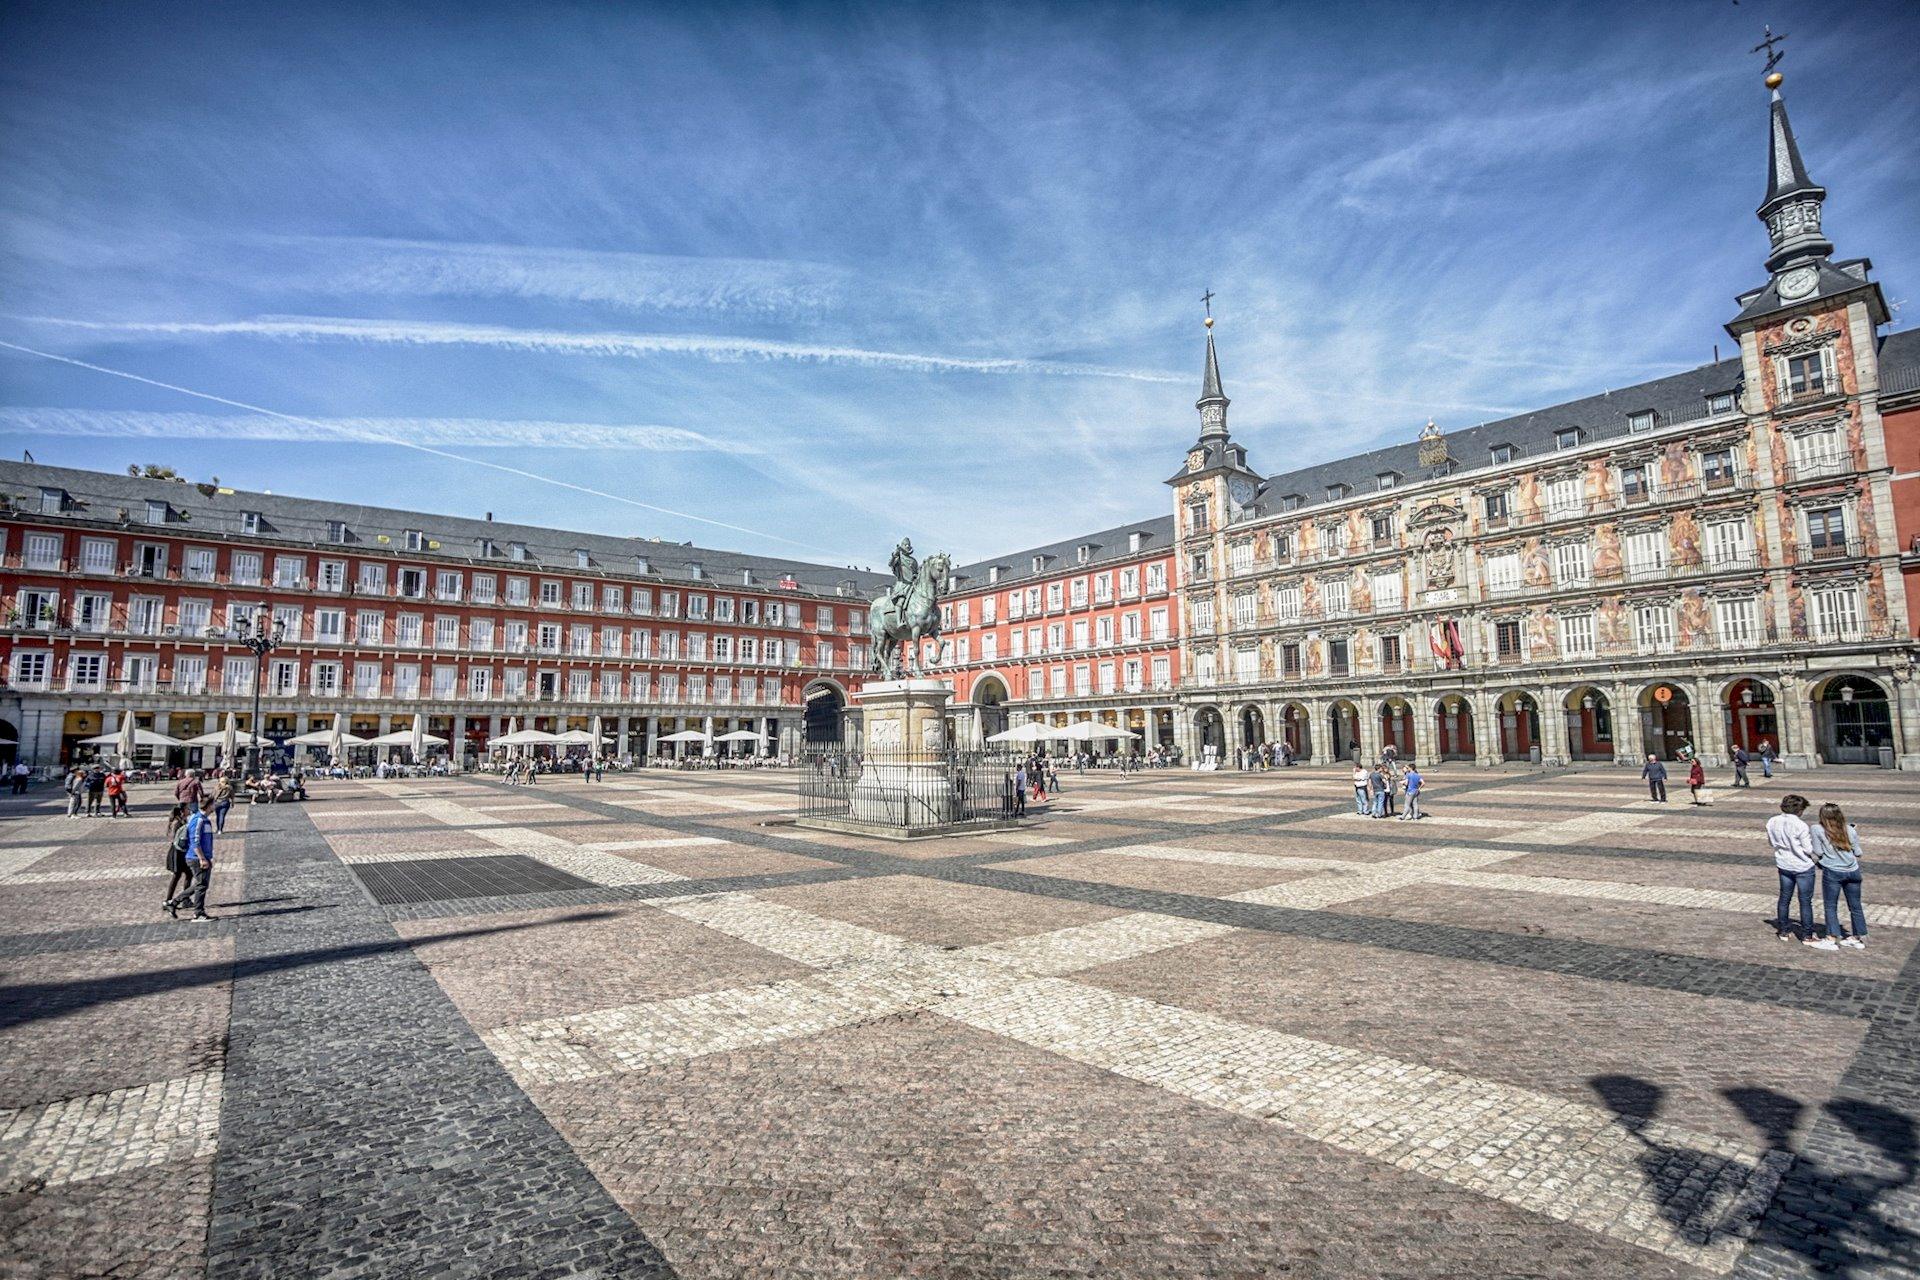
[1196,316,1229,442]
[1758,73,1834,274]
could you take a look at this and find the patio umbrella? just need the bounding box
[366,730,450,747]
[658,729,712,743]
[328,712,347,761]
[714,729,768,742]
[1083,724,1140,740]
[553,729,601,745]
[220,712,238,768]
[492,729,563,746]
[79,726,185,750]
[589,715,605,751]
[985,722,1052,744]
[115,710,136,765]
[410,712,427,761]
[182,730,230,746]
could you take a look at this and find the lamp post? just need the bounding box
[231,608,283,775]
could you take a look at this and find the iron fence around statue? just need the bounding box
[797,747,1023,831]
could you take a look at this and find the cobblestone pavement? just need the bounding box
[4,763,1920,1277]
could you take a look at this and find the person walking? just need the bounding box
[1766,794,1832,948]
[1031,758,1047,805]
[1812,803,1868,950]
[10,760,28,795]
[1351,762,1370,816]
[105,766,128,817]
[1401,762,1423,821]
[65,765,85,817]
[84,763,106,817]
[1012,763,1029,818]
[1759,739,1776,779]
[161,802,193,913]
[211,773,235,833]
[165,799,217,921]
[174,768,204,811]
[1732,746,1750,788]
[1641,754,1668,803]
[1687,757,1707,806]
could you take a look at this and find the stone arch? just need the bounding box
[1560,686,1616,762]
[802,678,849,746]
[1637,680,1695,761]
[1277,702,1311,759]
[1236,703,1266,750]
[1326,700,1361,762]
[971,672,1012,742]
[1810,673,1894,765]
[1495,688,1541,762]
[1376,697,1415,758]
[1432,694,1474,763]
[1721,677,1783,757]
[1193,705,1226,760]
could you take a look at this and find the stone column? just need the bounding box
[1304,699,1332,765]
[1610,682,1643,765]
[1776,673,1818,769]
[1473,690,1501,767]
[1357,697,1382,765]
[1692,678,1728,767]
[1410,696,1439,767]
[1537,687,1569,766]
[1894,676,1920,771]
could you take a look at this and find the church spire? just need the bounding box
[1196,299,1229,442]
[1754,40,1833,275]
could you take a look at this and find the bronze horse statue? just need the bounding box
[867,551,950,680]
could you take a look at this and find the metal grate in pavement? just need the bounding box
[350,855,595,905]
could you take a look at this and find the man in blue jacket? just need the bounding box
[167,798,217,921]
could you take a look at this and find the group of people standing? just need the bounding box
[1350,756,1424,820]
[1234,743,1297,770]
[1006,755,1062,817]
[61,762,131,818]
[1766,794,1871,951]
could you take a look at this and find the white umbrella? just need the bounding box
[553,728,602,744]
[183,730,231,746]
[80,725,185,748]
[589,715,605,752]
[328,711,348,761]
[366,729,450,747]
[985,722,1052,744]
[288,725,368,748]
[493,728,562,746]
[410,712,427,761]
[1050,721,1101,742]
[659,729,712,743]
[714,729,768,742]
[220,712,238,767]
[115,710,136,764]
[1084,724,1140,740]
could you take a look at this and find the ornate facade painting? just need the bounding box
[1420,528,1459,589]
[1517,472,1543,523]
[1786,584,1808,640]
[1856,496,1880,554]
[1660,442,1691,492]
[1258,639,1275,680]
[1584,456,1615,506]
[1526,609,1556,659]
[1351,571,1373,611]
[1301,577,1321,617]
[1593,523,1624,579]
[1868,573,1890,634]
[1522,539,1552,588]
[1305,639,1325,678]
[1676,591,1712,648]
[1597,596,1630,651]
[1670,511,1703,567]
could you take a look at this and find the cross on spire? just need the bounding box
[1752,25,1788,76]
[1200,289,1214,320]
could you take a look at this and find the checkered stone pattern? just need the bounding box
[5,766,1920,1278]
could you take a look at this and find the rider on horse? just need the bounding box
[888,537,919,616]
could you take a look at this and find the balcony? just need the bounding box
[1783,457,1851,485]
[1796,538,1865,565]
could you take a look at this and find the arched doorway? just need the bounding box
[1279,703,1310,759]
[1639,683,1694,760]
[1434,697,1474,762]
[1561,687,1614,761]
[1498,691,1540,762]
[1238,705,1265,749]
[1815,675,1893,765]
[1725,679,1780,757]
[973,674,1010,744]
[1378,699,1414,756]
[1194,707,1225,760]
[803,681,846,746]
[1327,701,1360,761]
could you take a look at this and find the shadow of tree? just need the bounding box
[1589,1074,1920,1277]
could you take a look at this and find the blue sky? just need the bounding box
[3,0,1916,568]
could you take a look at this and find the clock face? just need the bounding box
[1227,477,1256,507]
[1777,266,1818,301]
[1187,448,1206,472]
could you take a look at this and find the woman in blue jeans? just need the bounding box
[1811,802,1869,949]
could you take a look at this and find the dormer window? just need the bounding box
[1627,411,1655,434]
[326,519,348,544]
[1280,494,1303,513]
[509,542,527,562]
[144,499,170,525]
[241,511,261,535]
[1076,544,1092,565]
[633,555,649,574]
[1325,483,1349,502]
[1709,392,1736,415]
[1375,472,1397,490]
[404,529,424,551]
[1128,531,1144,553]
[1554,428,1581,451]
[478,538,496,558]
[988,566,1002,584]
[1489,444,1515,465]
[1031,555,1045,574]
[687,562,705,580]
[573,548,589,568]
[38,487,65,515]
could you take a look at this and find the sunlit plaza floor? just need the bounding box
[3,762,1918,1278]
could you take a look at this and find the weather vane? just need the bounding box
[1752,25,1787,77]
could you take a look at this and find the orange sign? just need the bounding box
[1653,686,1673,704]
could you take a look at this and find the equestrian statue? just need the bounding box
[868,537,951,680]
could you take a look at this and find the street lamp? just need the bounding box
[231,608,284,775]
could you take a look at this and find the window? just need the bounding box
[1327,639,1350,678]
[433,665,459,699]
[1233,648,1258,683]
[174,655,207,695]
[470,668,494,699]
[1075,544,1091,565]
[396,614,424,647]
[1781,349,1835,400]
[68,653,105,691]
[1370,571,1403,611]
[1619,464,1653,504]
[79,537,115,573]
[471,574,497,604]
[398,568,426,598]
[1702,447,1737,489]
[1494,619,1523,660]
[602,626,624,656]
[540,580,562,606]
[1190,550,1211,580]
[1323,578,1351,617]
[356,610,384,645]
[1809,587,1862,641]
[1149,607,1169,640]
[241,511,261,535]
[268,659,299,695]
[687,594,709,620]
[1561,613,1595,658]
[1788,429,1843,478]
[126,654,161,696]
[435,616,461,649]
[1625,530,1667,579]
[1151,656,1171,689]
[1378,634,1402,670]
[1715,598,1758,646]
[314,609,345,643]
[184,547,215,582]
[38,487,65,515]
[177,599,211,635]
[312,662,341,697]
[1710,392,1736,414]
[506,576,531,605]
[22,533,60,570]
[1485,551,1521,594]
[319,560,346,592]
[1483,491,1510,526]
[1229,542,1253,574]
[1805,506,1849,560]
[1045,583,1063,612]
[1317,525,1343,557]
[69,593,107,633]
[1555,428,1580,451]
[1552,541,1591,586]
[1376,472,1397,491]
[436,570,463,601]
[1370,514,1394,545]
[1545,476,1583,518]
[1230,593,1257,628]
[509,542,527,562]
[571,582,594,610]
[1707,520,1753,569]
[357,562,387,594]
[1627,411,1656,433]
[327,520,348,544]
[1280,494,1303,513]
[1280,642,1300,678]
[1634,604,1674,651]
[1490,444,1514,465]
[1191,598,1215,635]
[1271,531,1293,561]
[1326,483,1349,502]
[404,529,424,551]
[1273,584,1301,621]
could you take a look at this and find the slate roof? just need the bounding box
[0,461,891,598]
[950,515,1176,592]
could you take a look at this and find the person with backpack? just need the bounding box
[165,798,218,921]
[1811,802,1869,950]
[84,763,106,817]
[162,802,193,912]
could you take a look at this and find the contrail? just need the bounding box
[0,337,868,562]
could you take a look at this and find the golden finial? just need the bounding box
[1765,71,1784,90]
[1204,316,1214,329]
